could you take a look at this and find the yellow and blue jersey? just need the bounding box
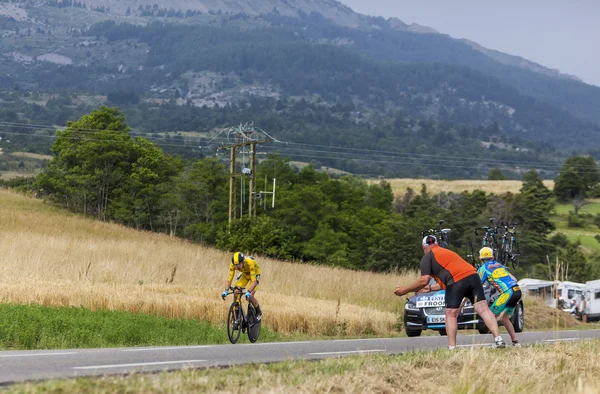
[477,260,517,293]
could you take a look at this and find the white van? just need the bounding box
[556,281,585,309]
[584,280,600,321]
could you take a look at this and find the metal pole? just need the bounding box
[248,143,256,217]
[272,178,276,208]
[228,147,236,224]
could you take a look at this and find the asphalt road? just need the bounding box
[1,329,599,385]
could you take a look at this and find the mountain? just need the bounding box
[75,0,366,27]
[0,0,599,177]
[460,39,582,83]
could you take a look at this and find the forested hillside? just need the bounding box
[0,2,599,177]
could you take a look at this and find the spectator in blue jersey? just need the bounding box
[477,247,522,347]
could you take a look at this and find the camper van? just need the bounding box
[556,281,585,309]
[585,280,600,321]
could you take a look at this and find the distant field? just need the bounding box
[289,161,350,176]
[378,178,555,197]
[0,171,37,180]
[554,200,600,215]
[9,152,52,161]
[552,200,600,254]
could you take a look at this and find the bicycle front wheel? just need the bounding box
[246,304,261,343]
[227,302,242,344]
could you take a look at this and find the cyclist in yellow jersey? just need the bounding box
[221,252,262,321]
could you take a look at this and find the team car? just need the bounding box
[403,283,524,337]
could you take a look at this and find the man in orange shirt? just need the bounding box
[395,235,506,349]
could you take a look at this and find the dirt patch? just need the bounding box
[38,54,73,65]
[0,4,28,21]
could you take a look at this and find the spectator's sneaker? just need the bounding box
[448,346,456,351]
[512,341,521,348]
[494,336,506,348]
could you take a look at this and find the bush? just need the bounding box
[567,212,586,228]
[550,232,569,248]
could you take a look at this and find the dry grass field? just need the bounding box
[0,189,415,337]
[376,178,555,197]
[0,189,581,338]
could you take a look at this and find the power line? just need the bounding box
[2,122,599,173]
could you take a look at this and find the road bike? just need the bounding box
[421,219,451,249]
[499,222,520,269]
[466,218,501,267]
[223,286,261,344]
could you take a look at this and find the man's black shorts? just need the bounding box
[445,274,486,309]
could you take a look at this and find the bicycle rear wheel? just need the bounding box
[465,240,475,266]
[510,239,520,270]
[246,304,261,343]
[497,245,507,266]
[227,302,242,344]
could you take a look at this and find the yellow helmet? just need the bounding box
[479,247,494,260]
[232,252,245,265]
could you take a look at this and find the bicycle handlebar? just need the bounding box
[222,286,248,299]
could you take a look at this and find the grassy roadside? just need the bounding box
[0,304,282,350]
[6,340,600,393]
[0,301,592,352]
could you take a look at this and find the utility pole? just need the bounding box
[221,123,270,224]
[248,143,257,217]
[228,146,236,224]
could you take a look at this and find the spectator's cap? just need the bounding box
[479,247,494,260]
[422,235,438,246]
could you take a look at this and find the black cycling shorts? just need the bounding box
[445,274,486,309]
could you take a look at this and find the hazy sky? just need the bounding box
[340,0,600,86]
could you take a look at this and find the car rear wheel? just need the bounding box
[511,303,524,332]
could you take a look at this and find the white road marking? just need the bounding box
[73,360,207,370]
[308,349,386,356]
[456,343,490,348]
[122,345,213,352]
[240,341,312,346]
[541,338,580,343]
[0,352,77,358]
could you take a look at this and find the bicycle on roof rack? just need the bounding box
[466,218,501,267]
[466,218,521,270]
[498,222,520,270]
[421,220,451,249]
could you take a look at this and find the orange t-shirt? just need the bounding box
[420,246,477,289]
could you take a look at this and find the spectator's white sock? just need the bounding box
[448,346,455,350]
[495,336,503,342]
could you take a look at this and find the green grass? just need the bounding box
[0,304,283,350]
[554,201,600,215]
[551,200,600,254]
